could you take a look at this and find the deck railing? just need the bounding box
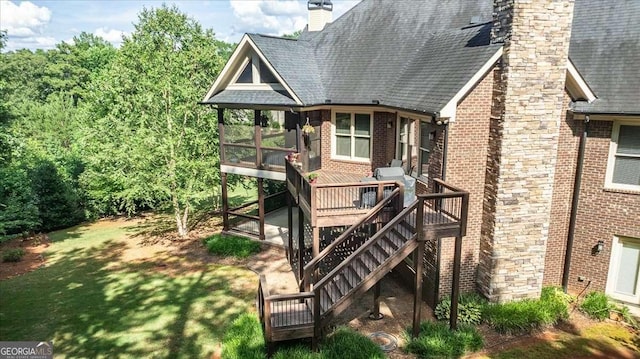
[300,187,403,290]
[285,161,404,226]
[227,191,288,238]
[257,275,314,344]
[258,178,470,345]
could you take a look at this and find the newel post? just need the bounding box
[412,198,425,337]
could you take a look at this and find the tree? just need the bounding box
[82,5,226,236]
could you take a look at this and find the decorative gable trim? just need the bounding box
[439,47,503,122]
[566,58,597,103]
[202,34,302,105]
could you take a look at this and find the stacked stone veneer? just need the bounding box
[478,0,575,302]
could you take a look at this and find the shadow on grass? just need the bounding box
[488,321,640,359]
[0,237,256,358]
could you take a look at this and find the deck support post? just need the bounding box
[449,235,463,330]
[257,177,265,241]
[298,205,305,280]
[218,108,229,231]
[413,198,425,338]
[412,241,425,337]
[287,192,293,261]
[370,282,382,320]
[312,227,320,258]
[221,172,229,231]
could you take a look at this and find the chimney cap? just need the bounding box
[308,0,333,11]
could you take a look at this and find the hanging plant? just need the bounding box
[302,117,315,134]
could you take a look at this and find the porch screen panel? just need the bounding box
[335,113,351,157]
[419,121,431,177]
[613,125,640,185]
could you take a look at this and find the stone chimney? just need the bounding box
[478,0,575,302]
[308,0,333,32]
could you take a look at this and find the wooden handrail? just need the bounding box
[229,190,287,212]
[432,178,466,194]
[301,187,402,286]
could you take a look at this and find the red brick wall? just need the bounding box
[317,109,395,175]
[565,120,640,293]
[438,67,496,296]
[543,94,580,286]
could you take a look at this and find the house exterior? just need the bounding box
[201,0,640,341]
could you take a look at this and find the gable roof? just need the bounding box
[203,0,501,115]
[569,0,640,115]
[203,0,639,116]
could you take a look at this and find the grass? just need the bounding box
[482,322,640,359]
[222,313,266,359]
[403,321,484,358]
[322,327,385,359]
[203,233,261,258]
[0,220,257,358]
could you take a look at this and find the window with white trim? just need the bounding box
[606,122,640,191]
[332,112,372,161]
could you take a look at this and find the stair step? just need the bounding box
[325,283,341,303]
[369,244,387,263]
[373,241,392,257]
[397,220,414,238]
[332,274,351,297]
[388,228,408,246]
[320,288,330,313]
[359,254,379,271]
[380,235,400,253]
[351,258,370,278]
[344,266,362,288]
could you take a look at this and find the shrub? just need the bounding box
[322,327,385,359]
[403,321,483,358]
[2,248,26,262]
[483,287,570,334]
[580,291,612,321]
[203,234,261,258]
[434,293,486,326]
[221,313,266,359]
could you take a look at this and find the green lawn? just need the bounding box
[0,220,256,358]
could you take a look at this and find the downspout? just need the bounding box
[562,114,589,292]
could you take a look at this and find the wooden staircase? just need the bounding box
[257,179,469,348]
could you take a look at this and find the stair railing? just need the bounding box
[300,187,403,291]
[312,200,420,322]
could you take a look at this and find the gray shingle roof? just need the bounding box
[569,0,640,114]
[206,0,640,115]
[202,89,297,107]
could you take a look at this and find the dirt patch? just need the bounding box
[0,234,50,280]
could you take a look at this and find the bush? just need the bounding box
[2,248,25,262]
[203,234,261,258]
[434,293,486,326]
[483,287,570,335]
[580,291,612,321]
[221,313,266,359]
[403,321,483,358]
[322,327,385,359]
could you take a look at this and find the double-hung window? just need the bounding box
[333,112,372,161]
[606,122,640,191]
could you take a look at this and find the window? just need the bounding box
[418,121,436,178]
[606,122,640,191]
[232,53,279,85]
[332,112,372,161]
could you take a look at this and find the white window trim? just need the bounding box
[605,121,640,191]
[331,110,373,163]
